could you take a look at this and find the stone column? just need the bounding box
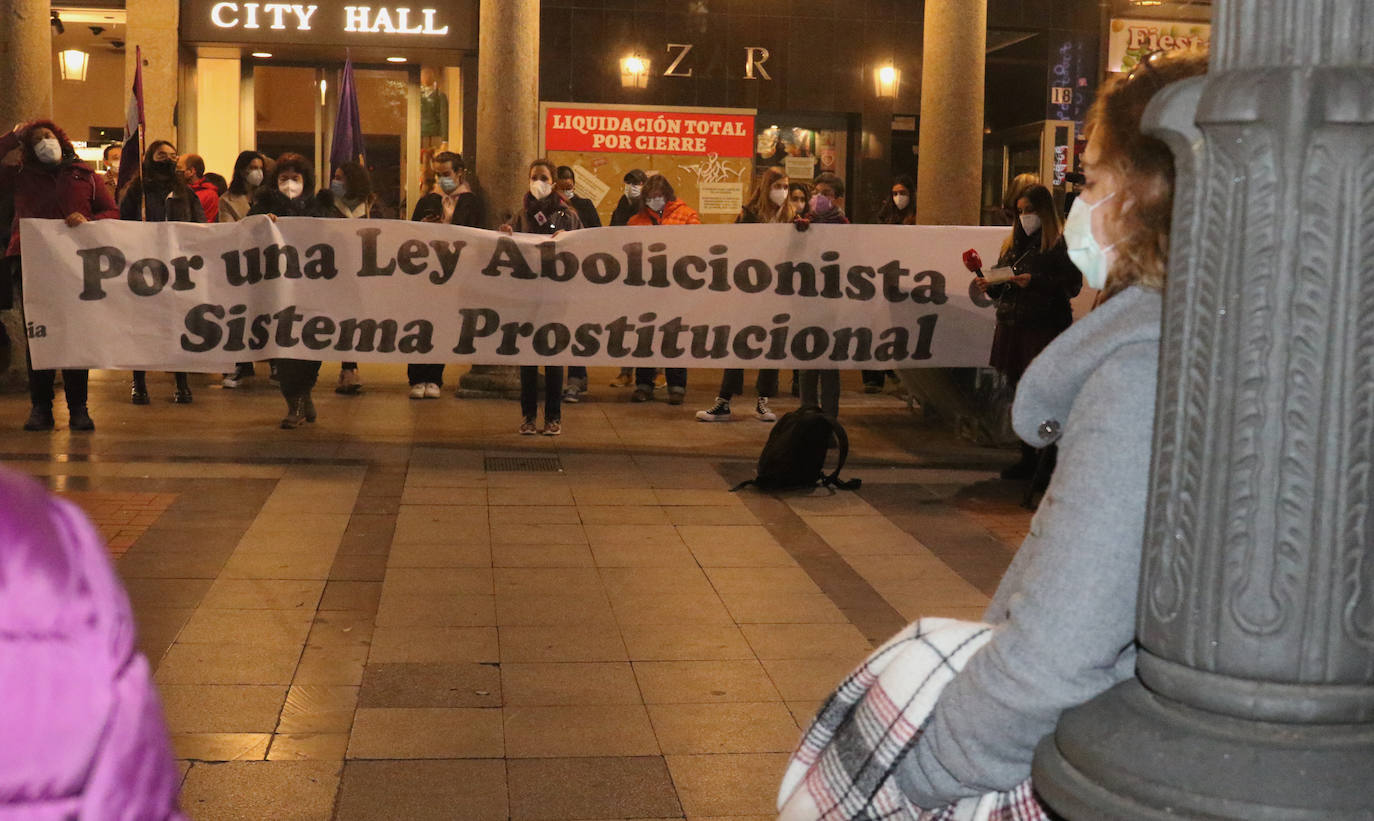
[1033,1,1374,816]
[125,0,179,145]
[898,0,988,430]
[0,0,51,393]
[457,0,539,398]
[914,0,986,226]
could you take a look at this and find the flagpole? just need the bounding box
[136,46,147,223]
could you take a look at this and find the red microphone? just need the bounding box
[962,249,984,277]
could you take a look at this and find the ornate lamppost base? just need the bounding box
[1032,680,1374,820]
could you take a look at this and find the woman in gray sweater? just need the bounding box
[897,51,1210,809]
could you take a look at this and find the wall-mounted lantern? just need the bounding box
[621,55,649,89]
[59,49,90,82]
[874,64,900,98]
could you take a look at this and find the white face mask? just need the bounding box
[624,183,642,200]
[892,193,910,210]
[769,187,788,207]
[1019,213,1042,235]
[1063,193,1117,290]
[530,179,553,199]
[279,178,303,199]
[246,168,264,187]
[645,196,666,213]
[107,161,120,174]
[34,138,62,165]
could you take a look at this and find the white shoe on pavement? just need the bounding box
[695,397,731,422]
[755,396,777,422]
[409,384,426,400]
[423,382,441,399]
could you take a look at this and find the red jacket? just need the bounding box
[0,122,119,257]
[190,179,220,223]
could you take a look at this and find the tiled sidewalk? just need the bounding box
[1,366,1029,820]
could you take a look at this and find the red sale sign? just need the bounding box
[545,106,755,157]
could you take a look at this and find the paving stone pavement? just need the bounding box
[1,366,1032,820]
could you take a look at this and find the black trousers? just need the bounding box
[636,367,686,390]
[718,369,778,400]
[520,365,563,421]
[408,363,445,386]
[276,358,321,398]
[17,267,88,408]
[861,369,887,387]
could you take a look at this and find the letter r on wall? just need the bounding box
[745,47,771,80]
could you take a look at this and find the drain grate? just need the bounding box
[484,455,564,473]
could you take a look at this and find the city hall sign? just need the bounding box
[180,0,477,49]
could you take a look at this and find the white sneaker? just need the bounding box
[755,396,777,422]
[221,374,242,389]
[423,382,441,399]
[695,397,732,422]
[409,384,426,400]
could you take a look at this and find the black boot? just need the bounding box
[1001,443,1039,480]
[131,371,150,405]
[173,372,193,404]
[68,405,95,431]
[23,404,55,431]
[302,392,317,423]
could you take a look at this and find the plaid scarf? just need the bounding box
[777,618,1048,821]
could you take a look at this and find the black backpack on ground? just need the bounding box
[732,405,862,492]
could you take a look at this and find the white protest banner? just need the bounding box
[20,218,1009,372]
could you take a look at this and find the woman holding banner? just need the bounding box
[696,167,793,423]
[501,158,583,435]
[121,140,204,406]
[320,161,375,396]
[627,174,700,405]
[1,120,119,432]
[218,150,268,389]
[249,153,332,429]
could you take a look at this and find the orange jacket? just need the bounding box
[627,198,701,226]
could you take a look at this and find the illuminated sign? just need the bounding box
[1107,18,1211,73]
[181,0,475,48]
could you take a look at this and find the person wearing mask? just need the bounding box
[794,172,849,420]
[893,51,1206,813]
[861,174,920,393]
[1000,172,1041,227]
[555,165,603,404]
[249,153,331,429]
[977,183,1083,480]
[101,143,121,201]
[628,174,699,405]
[0,468,188,819]
[500,158,582,435]
[122,140,205,406]
[1,120,118,432]
[610,168,647,227]
[606,168,649,389]
[408,151,485,398]
[218,150,267,389]
[177,153,219,223]
[787,181,811,219]
[319,161,375,395]
[695,167,793,422]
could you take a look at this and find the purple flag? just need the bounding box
[330,57,365,171]
[116,46,145,193]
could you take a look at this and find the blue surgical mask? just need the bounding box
[1063,193,1116,290]
[646,196,666,213]
[438,175,458,193]
[330,180,347,198]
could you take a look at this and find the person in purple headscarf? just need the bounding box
[0,467,185,819]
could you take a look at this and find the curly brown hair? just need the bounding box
[1086,50,1209,299]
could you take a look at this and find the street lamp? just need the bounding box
[620,55,649,89]
[59,49,90,82]
[874,64,900,98]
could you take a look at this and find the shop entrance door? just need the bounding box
[250,63,416,219]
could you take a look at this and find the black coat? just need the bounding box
[120,179,205,223]
[410,190,486,227]
[248,189,331,219]
[988,228,1082,330]
[610,195,639,227]
[566,194,601,229]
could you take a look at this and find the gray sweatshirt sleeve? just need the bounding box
[895,343,1157,807]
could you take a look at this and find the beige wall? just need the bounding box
[125,0,180,145]
[51,47,124,143]
[193,56,241,178]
